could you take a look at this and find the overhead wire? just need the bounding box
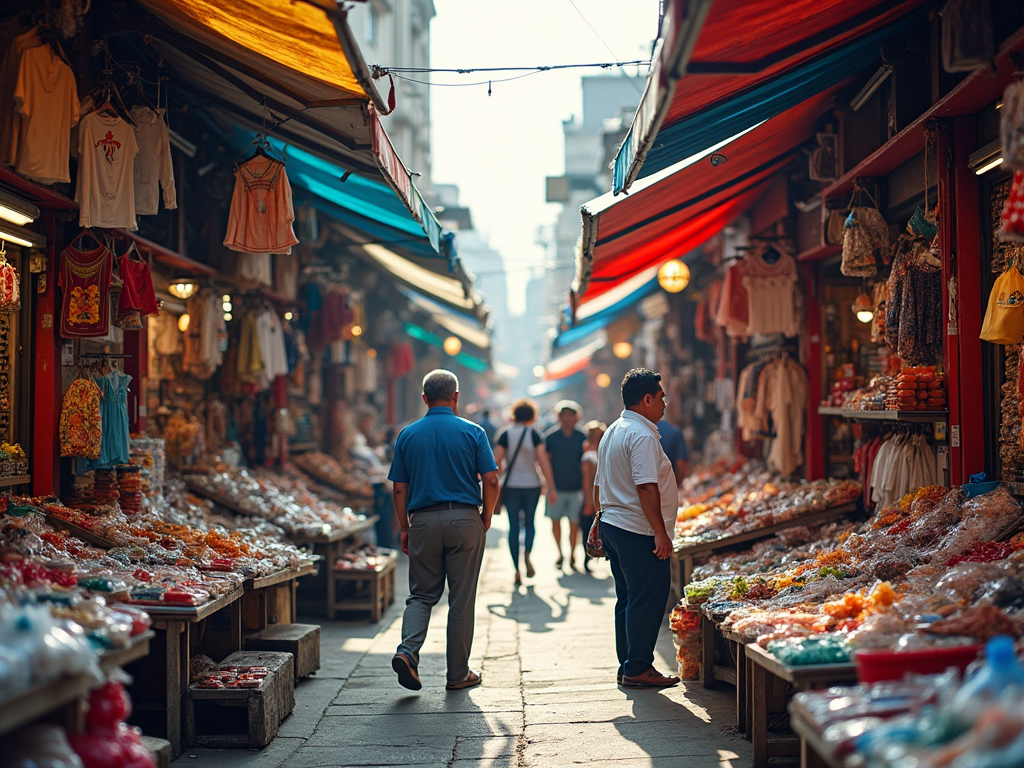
[563,0,646,94]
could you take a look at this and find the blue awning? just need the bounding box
[397,285,490,350]
[620,8,924,188]
[527,371,587,398]
[553,265,660,351]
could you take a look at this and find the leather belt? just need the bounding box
[410,501,477,514]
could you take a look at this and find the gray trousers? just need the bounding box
[397,506,486,682]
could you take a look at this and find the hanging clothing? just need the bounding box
[223,155,299,255]
[762,355,808,477]
[0,26,41,166]
[130,106,176,216]
[75,111,140,230]
[885,245,943,365]
[12,42,79,184]
[116,253,159,325]
[59,241,113,338]
[254,308,289,391]
[59,377,102,458]
[869,433,937,508]
[152,311,182,356]
[716,263,750,339]
[86,371,131,470]
[274,253,299,300]
[236,311,264,385]
[235,252,273,286]
[182,289,226,380]
[743,248,799,337]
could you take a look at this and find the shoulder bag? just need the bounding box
[495,427,529,515]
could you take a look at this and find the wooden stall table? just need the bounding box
[289,517,379,620]
[332,550,398,622]
[0,630,154,737]
[126,587,244,760]
[745,643,858,768]
[242,559,318,632]
[700,607,740,689]
[790,711,845,768]
[672,502,858,597]
[723,629,754,737]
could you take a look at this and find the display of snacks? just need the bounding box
[681,484,1024,666]
[886,366,946,411]
[183,465,369,537]
[292,451,375,500]
[129,436,165,497]
[334,544,395,571]
[668,605,701,680]
[674,459,860,547]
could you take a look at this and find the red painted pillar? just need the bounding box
[32,211,60,497]
[949,117,984,484]
[802,261,825,480]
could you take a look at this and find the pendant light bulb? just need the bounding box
[657,259,690,294]
[443,336,462,356]
[612,341,633,359]
[596,373,611,388]
[177,313,191,333]
[168,279,198,300]
[852,290,874,324]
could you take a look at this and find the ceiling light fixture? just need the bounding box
[0,189,39,225]
[0,220,46,249]
[851,63,893,111]
[969,139,1004,176]
[167,279,198,300]
[657,259,690,293]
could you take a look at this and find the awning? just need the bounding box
[356,243,481,317]
[613,0,928,193]
[131,0,432,221]
[555,269,659,351]
[403,321,489,372]
[543,337,606,380]
[578,88,838,306]
[398,286,491,351]
[527,371,587,398]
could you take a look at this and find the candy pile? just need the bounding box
[335,544,395,571]
[192,664,269,690]
[292,451,375,500]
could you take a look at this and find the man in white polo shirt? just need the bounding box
[594,368,680,688]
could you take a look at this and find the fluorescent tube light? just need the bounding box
[851,64,893,112]
[0,189,40,225]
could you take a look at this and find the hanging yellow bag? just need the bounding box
[980,262,1024,344]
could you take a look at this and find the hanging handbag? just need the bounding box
[585,509,606,559]
[980,259,1024,345]
[495,426,529,515]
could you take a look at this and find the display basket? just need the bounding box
[855,645,980,683]
[0,459,27,477]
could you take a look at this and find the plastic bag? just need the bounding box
[980,263,1024,344]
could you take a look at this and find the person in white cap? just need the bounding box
[543,399,587,570]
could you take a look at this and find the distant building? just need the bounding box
[541,75,645,348]
[347,0,435,187]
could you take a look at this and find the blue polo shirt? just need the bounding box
[388,407,498,511]
[658,419,690,462]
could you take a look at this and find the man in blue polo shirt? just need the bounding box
[658,418,691,485]
[389,369,500,692]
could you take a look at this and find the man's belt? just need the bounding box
[410,501,478,514]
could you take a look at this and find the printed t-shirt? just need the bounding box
[75,111,139,230]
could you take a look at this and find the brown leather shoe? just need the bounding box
[621,668,680,688]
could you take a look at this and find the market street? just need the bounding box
[180,512,749,768]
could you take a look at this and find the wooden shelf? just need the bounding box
[141,586,244,622]
[0,474,30,488]
[0,631,154,736]
[817,406,948,422]
[745,643,858,687]
[246,561,317,591]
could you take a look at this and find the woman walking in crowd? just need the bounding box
[579,420,606,574]
[493,398,557,586]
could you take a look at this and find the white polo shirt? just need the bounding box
[595,409,678,536]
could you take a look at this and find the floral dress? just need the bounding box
[59,378,102,458]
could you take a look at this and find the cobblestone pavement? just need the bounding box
[178,512,750,767]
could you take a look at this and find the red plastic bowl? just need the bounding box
[855,645,981,683]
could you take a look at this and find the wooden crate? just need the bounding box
[141,736,171,768]
[184,651,294,749]
[244,624,321,682]
[332,555,397,623]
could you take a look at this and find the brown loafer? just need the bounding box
[446,670,482,690]
[392,653,422,691]
[621,668,680,688]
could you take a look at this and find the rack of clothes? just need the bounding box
[855,422,939,510]
[736,348,808,477]
[59,354,132,471]
[714,239,801,340]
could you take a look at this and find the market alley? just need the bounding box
[182,512,749,768]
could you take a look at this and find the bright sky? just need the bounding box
[429,0,660,315]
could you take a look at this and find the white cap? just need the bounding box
[554,399,582,415]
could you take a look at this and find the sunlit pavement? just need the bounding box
[178,508,750,767]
